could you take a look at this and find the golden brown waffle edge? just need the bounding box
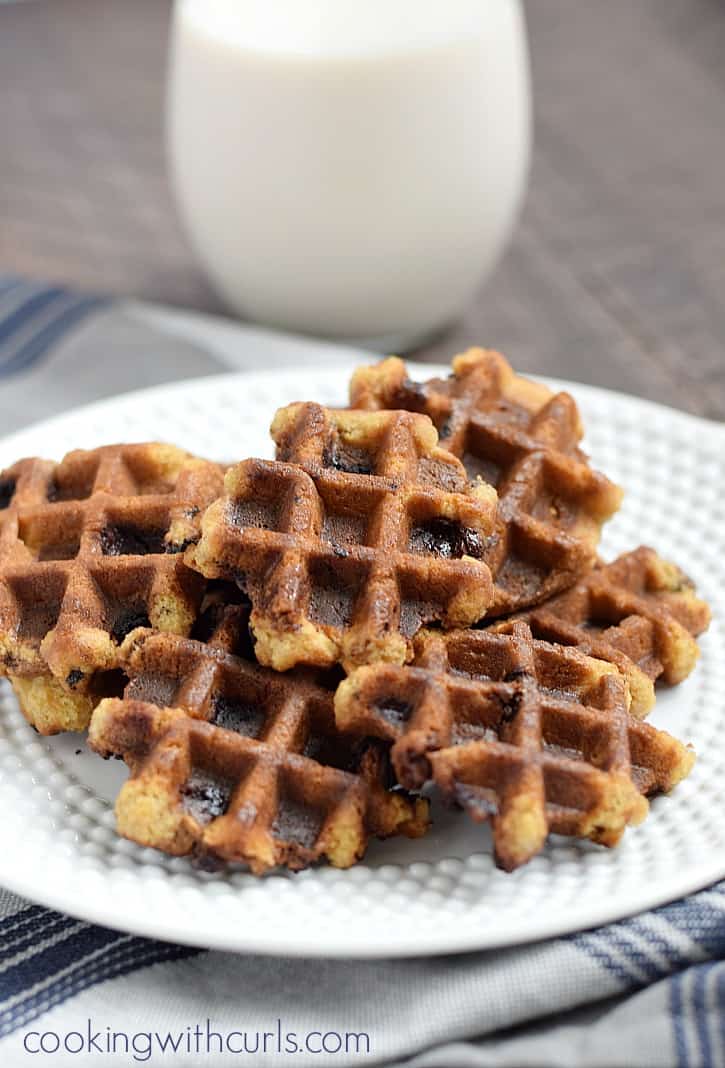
[350,349,623,615]
[334,620,695,870]
[0,443,224,732]
[88,603,429,873]
[496,546,711,717]
[187,404,498,672]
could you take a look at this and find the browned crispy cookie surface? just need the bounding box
[188,405,498,672]
[336,620,694,871]
[496,546,711,718]
[89,602,428,873]
[350,349,623,615]
[0,443,224,732]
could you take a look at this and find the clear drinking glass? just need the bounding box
[167,0,531,351]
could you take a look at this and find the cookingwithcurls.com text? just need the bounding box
[21,1018,372,1060]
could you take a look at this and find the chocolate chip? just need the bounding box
[166,538,194,555]
[181,772,231,823]
[0,478,16,510]
[375,697,413,727]
[111,610,151,642]
[410,518,483,559]
[499,691,522,724]
[303,733,365,773]
[101,525,166,557]
[503,668,532,683]
[322,443,373,475]
[402,377,428,401]
[501,702,519,724]
[190,606,222,643]
[212,695,265,738]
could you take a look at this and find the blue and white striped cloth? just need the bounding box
[0,276,110,380]
[0,275,723,1067]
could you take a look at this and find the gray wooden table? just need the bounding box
[1,0,724,418]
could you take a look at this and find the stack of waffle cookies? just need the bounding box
[0,350,711,873]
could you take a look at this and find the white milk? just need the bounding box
[168,0,530,348]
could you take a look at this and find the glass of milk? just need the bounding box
[167,0,531,350]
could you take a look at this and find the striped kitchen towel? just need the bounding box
[0,879,723,1066]
[0,275,723,1068]
[0,274,356,434]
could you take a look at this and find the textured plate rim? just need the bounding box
[1,361,724,457]
[0,849,724,959]
[0,361,722,958]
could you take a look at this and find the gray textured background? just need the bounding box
[1,0,723,417]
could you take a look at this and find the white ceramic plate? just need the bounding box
[0,361,723,958]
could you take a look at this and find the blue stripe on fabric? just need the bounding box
[0,903,201,1038]
[0,294,109,379]
[571,881,725,990]
[0,924,126,1003]
[0,906,73,961]
[0,905,49,933]
[626,918,693,974]
[0,287,67,357]
[660,897,725,958]
[717,967,725,1067]
[1,937,199,1038]
[693,964,713,1068]
[571,921,670,985]
[671,970,689,1068]
[598,926,666,983]
[0,910,80,966]
[670,961,725,1068]
[568,932,637,985]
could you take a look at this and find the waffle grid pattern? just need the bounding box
[504,547,711,718]
[336,621,694,870]
[89,604,428,872]
[0,444,223,692]
[0,366,719,953]
[189,406,497,672]
[350,350,623,614]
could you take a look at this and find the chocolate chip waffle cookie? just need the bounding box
[0,443,224,731]
[89,602,428,872]
[350,349,623,615]
[498,546,711,717]
[335,621,694,870]
[188,405,497,672]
